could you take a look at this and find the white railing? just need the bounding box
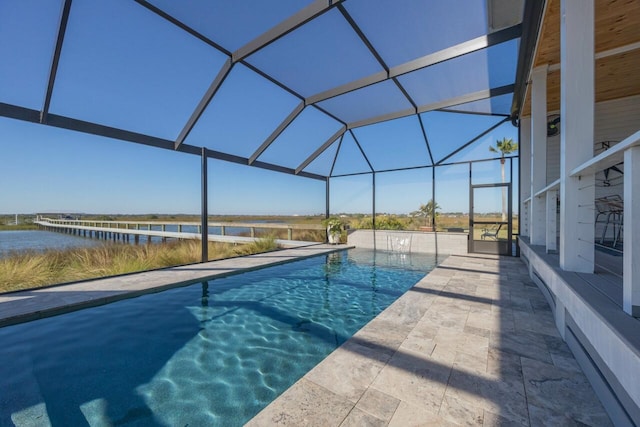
[570,129,640,316]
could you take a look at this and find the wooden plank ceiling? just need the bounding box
[521,0,640,117]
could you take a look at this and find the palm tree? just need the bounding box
[414,199,440,228]
[489,138,518,221]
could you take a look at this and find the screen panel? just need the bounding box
[317,80,413,125]
[434,163,470,232]
[257,107,342,169]
[444,93,514,116]
[331,132,372,176]
[398,39,519,108]
[49,0,228,140]
[185,64,300,158]
[344,0,489,68]
[245,9,383,97]
[0,0,63,109]
[444,121,518,164]
[421,111,504,164]
[147,0,314,52]
[354,115,431,171]
[302,138,341,177]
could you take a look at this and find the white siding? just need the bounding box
[545,94,640,186]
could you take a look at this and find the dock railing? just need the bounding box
[35,217,326,245]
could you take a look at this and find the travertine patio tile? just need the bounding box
[431,293,474,309]
[526,404,593,427]
[482,410,527,426]
[487,309,516,332]
[379,292,435,327]
[466,309,494,328]
[350,318,413,356]
[422,305,469,331]
[354,388,400,423]
[439,394,484,426]
[508,295,533,313]
[454,351,489,374]
[445,366,529,425]
[430,342,458,366]
[416,275,450,287]
[485,349,523,382]
[489,329,553,364]
[246,378,353,427]
[400,327,437,356]
[521,357,613,426]
[410,318,440,337]
[467,309,514,333]
[445,281,478,295]
[463,324,491,338]
[388,401,458,427]
[549,353,582,373]
[433,328,489,356]
[543,334,576,363]
[512,310,560,337]
[370,348,451,413]
[305,340,389,403]
[339,407,385,427]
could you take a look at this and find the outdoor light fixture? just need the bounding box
[547,114,561,137]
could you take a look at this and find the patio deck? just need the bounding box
[248,253,611,426]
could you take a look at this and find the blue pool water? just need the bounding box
[0,249,439,426]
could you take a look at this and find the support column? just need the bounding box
[530,66,548,245]
[325,177,330,218]
[519,118,532,238]
[372,172,376,250]
[201,147,209,263]
[432,166,438,255]
[546,190,558,252]
[560,0,595,272]
[325,177,330,244]
[623,146,640,316]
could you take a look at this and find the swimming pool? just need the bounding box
[0,249,439,426]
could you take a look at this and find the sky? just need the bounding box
[0,0,519,216]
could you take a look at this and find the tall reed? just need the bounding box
[0,237,277,293]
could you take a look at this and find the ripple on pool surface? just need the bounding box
[0,249,439,426]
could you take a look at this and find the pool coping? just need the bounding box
[0,244,352,328]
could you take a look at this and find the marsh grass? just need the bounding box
[0,237,278,293]
[0,224,38,231]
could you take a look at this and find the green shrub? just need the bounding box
[354,215,406,230]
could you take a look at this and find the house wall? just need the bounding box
[543,94,640,243]
[546,94,640,185]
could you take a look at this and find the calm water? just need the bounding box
[0,225,279,258]
[0,230,103,257]
[0,249,439,426]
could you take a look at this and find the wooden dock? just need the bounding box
[34,217,325,247]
